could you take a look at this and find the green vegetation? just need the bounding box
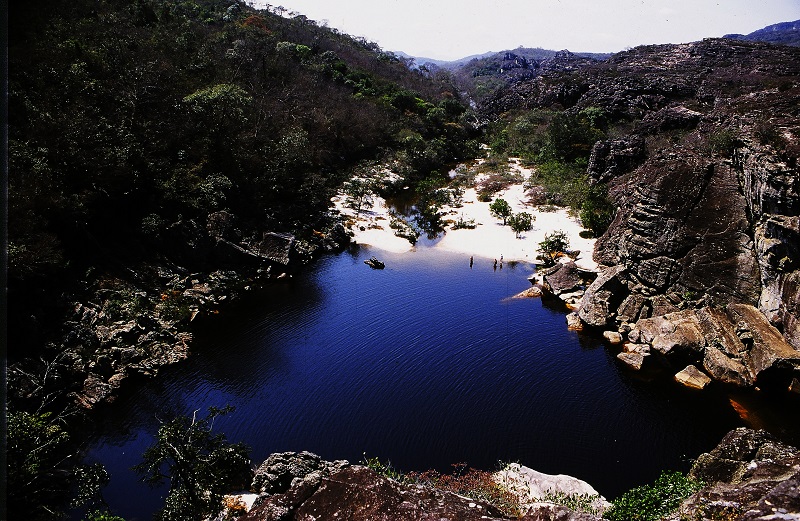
[8,0,477,327]
[134,406,252,521]
[537,230,570,266]
[508,212,535,238]
[83,511,127,521]
[6,410,111,520]
[489,198,513,224]
[8,2,479,514]
[488,106,615,235]
[603,471,703,521]
[539,490,603,517]
[361,454,407,483]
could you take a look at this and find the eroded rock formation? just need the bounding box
[671,427,800,520]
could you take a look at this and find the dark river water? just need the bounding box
[83,245,800,520]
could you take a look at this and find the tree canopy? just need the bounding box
[134,406,252,521]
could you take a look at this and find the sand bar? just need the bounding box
[332,161,599,273]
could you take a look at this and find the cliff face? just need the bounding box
[483,38,800,388]
[738,140,800,349]
[534,40,800,386]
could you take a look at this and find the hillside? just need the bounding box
[725,19,800,47]
[8,0,476,385]
[6,1,480,516]
[480,37,800,389]
[428,47,611,104]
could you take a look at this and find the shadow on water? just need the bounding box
[81,246,800,520]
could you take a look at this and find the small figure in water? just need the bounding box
[493,259,497,270]
[470,256,474,268]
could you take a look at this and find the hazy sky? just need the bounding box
[249,0,800,60]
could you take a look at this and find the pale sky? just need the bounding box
[248,0,800,61]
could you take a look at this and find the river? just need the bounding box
[82,245,800,520]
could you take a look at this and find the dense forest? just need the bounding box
[7,0,479,517]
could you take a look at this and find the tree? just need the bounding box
[134,406,252,521]
[343,177,376,216]
[537,230,570,266]
[489,198,512,225]
[7,409,111,520]
[508,212,534,238]
[579,184,615,236]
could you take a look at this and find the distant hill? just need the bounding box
[431,47,612,104]
[394,50,496,69]
[724,19,800,47]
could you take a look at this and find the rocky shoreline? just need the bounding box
[8,216,353,411]
[535,258,800,395]
[218,427,799,520]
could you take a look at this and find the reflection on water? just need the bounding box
[83,246,800,521]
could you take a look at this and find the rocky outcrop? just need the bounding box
[587,136,647,184]
[540,261,592,309]
[484,38,800,355]
[571,41,800,355]
[737,138,800,350]
[495,463,608,518]
[241,453,604,521]
[671,427,800,520]
[8,210,353,410]
[622,303,800,391]
[244,465,509,521]
[239,431,800,521]
[636,106,703,135]
[251,451,350,496]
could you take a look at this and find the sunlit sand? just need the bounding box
[332,161,599,272]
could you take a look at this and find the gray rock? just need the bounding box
[636,311,706,356]
[703,347,751,387]
[542,261,584,296]
[577,266,628,328]
[252,452,349,496]
[566,312,584,331]
[603,331,623,344]
[678,428,800,521]
[587,136,647,184]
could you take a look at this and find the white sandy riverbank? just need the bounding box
[332,160,598,272]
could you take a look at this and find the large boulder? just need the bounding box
[495,463,609,518]
[675,428,800,520]
[251,451,349,496]
[629,304,800,391]
[577,266,629,328]
[542,261,584,297]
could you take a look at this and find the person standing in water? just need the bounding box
[470,256,474,268]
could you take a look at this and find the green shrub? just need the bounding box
[361,454,407,483]
[540,490,603,517]
[537,230,570,266]
[603,471,703,521]
[708,129,740,158]
[84,511,126,521]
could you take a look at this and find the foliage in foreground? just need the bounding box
[361,457,521,518]
[134,406,252,521]
[6,409,112,520]
[603,470,703,521]
[539,490,604,517]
